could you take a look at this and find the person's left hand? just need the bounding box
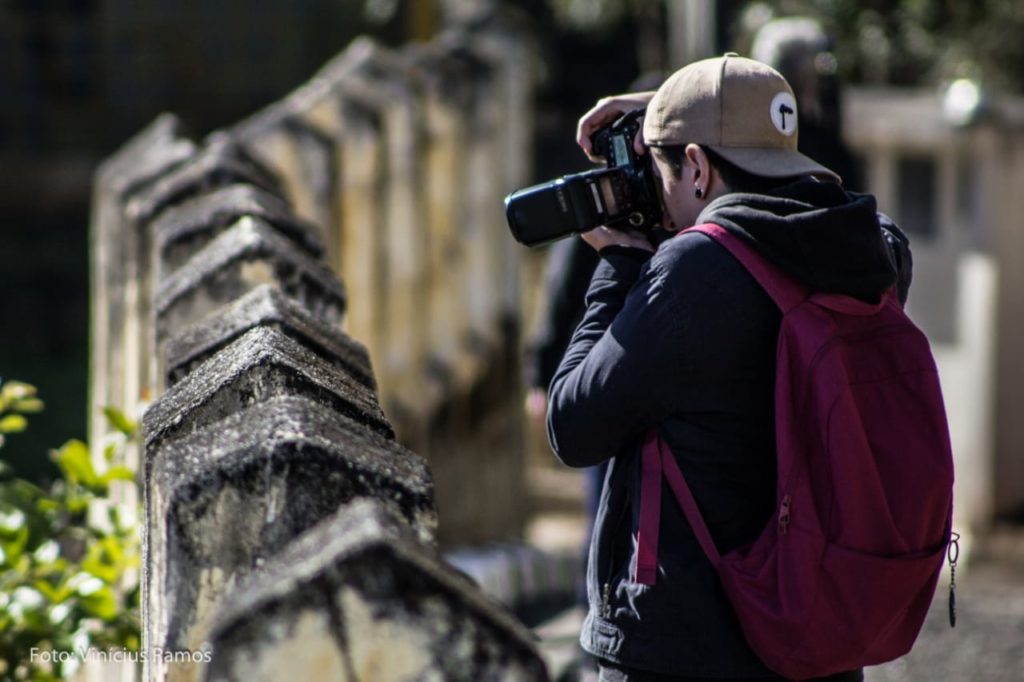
[580,226,655,253]
[524,388,548,421]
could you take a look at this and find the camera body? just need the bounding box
[504,109,663,247]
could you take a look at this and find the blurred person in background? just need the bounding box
[750,16,863,191]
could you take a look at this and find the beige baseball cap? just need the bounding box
[643,53,841,183]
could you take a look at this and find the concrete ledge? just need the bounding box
[95,113,198,204]
[143,325,392,454]
[153,216,346,341]
[153,183,324,275]
[145,398,434,682]
[164,284,373,390]
[204,499,549,682]
[127,136,282,227]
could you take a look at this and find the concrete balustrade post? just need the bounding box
[203,499,547,682]
[145,397,435,682]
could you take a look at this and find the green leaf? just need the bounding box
[82,537,124,584]
[52,440,99,489]
[0,415,28,434]
[102,407,137,437]
[65,495,90,515]
[36,497,60,514]
[48,601,72,625]
[13,397,45,414]
[33,580,63,603]
[79,585,118,621]
[12,585,45,610]
[0,506,26,533]
[100,466,135,485]
[33,540,60,565]
[1,381,37,401]
[44,575,78,604]
[0,523,29,565]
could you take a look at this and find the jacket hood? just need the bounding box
[696,179,897,299]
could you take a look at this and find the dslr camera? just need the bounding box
[504,108,663,247]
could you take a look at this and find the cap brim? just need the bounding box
[706,145,842,185]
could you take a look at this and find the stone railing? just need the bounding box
[226,22,535,546]
[90,12,548,682]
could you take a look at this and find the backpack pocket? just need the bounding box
[753,539,946,679]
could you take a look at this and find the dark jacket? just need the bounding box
[525,236,601,391]
[546,179,911,679]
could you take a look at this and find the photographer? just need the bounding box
[546,55,911,681]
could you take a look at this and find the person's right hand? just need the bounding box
[575,91,657,162]
[580,226,655,254]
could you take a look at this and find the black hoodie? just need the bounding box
[547,179,910,680]
[704,180,911,304]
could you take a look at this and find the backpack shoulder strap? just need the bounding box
[686,223,898,314]
[636,430,722,585]
[683,223,806,313]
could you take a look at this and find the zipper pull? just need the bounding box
[778,495,791,535]
[602,583,611,618]
[948,531,960,628]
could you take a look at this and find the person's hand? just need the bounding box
[524,388,548,421]
[576,92,657,162]
[580,226,655,253]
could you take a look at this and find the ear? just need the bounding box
[684,144,712,191]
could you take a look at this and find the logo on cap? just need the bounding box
[770,92,798,136]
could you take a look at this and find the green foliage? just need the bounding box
[0,381,45,451]
[0,380,140,681]
[737,0,1024,93]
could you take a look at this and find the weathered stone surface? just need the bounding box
[91,114,197,448]
[127,135,282,227]
[145,398,435,682]
[203,500,549,682]
[143,325,392,455]
[164,284,374,390]
[445,543,580,621]
[231,113,339,234]
[94,113,198,204]
[153,216,346,342]
[152,183,324,276]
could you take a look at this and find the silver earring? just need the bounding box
[695,186,704,199]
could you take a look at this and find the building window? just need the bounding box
[896,155,938,239]
[956,152,986,251]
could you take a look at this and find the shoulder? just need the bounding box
[648,228,777,320]
[649,229,743,285]
[656,228,721,256]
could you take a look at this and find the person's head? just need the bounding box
[750,17,834,124]
[642,53,840,230]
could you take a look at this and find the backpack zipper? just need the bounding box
[948,531,960,627]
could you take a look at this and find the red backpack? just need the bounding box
[634,223,955,680]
